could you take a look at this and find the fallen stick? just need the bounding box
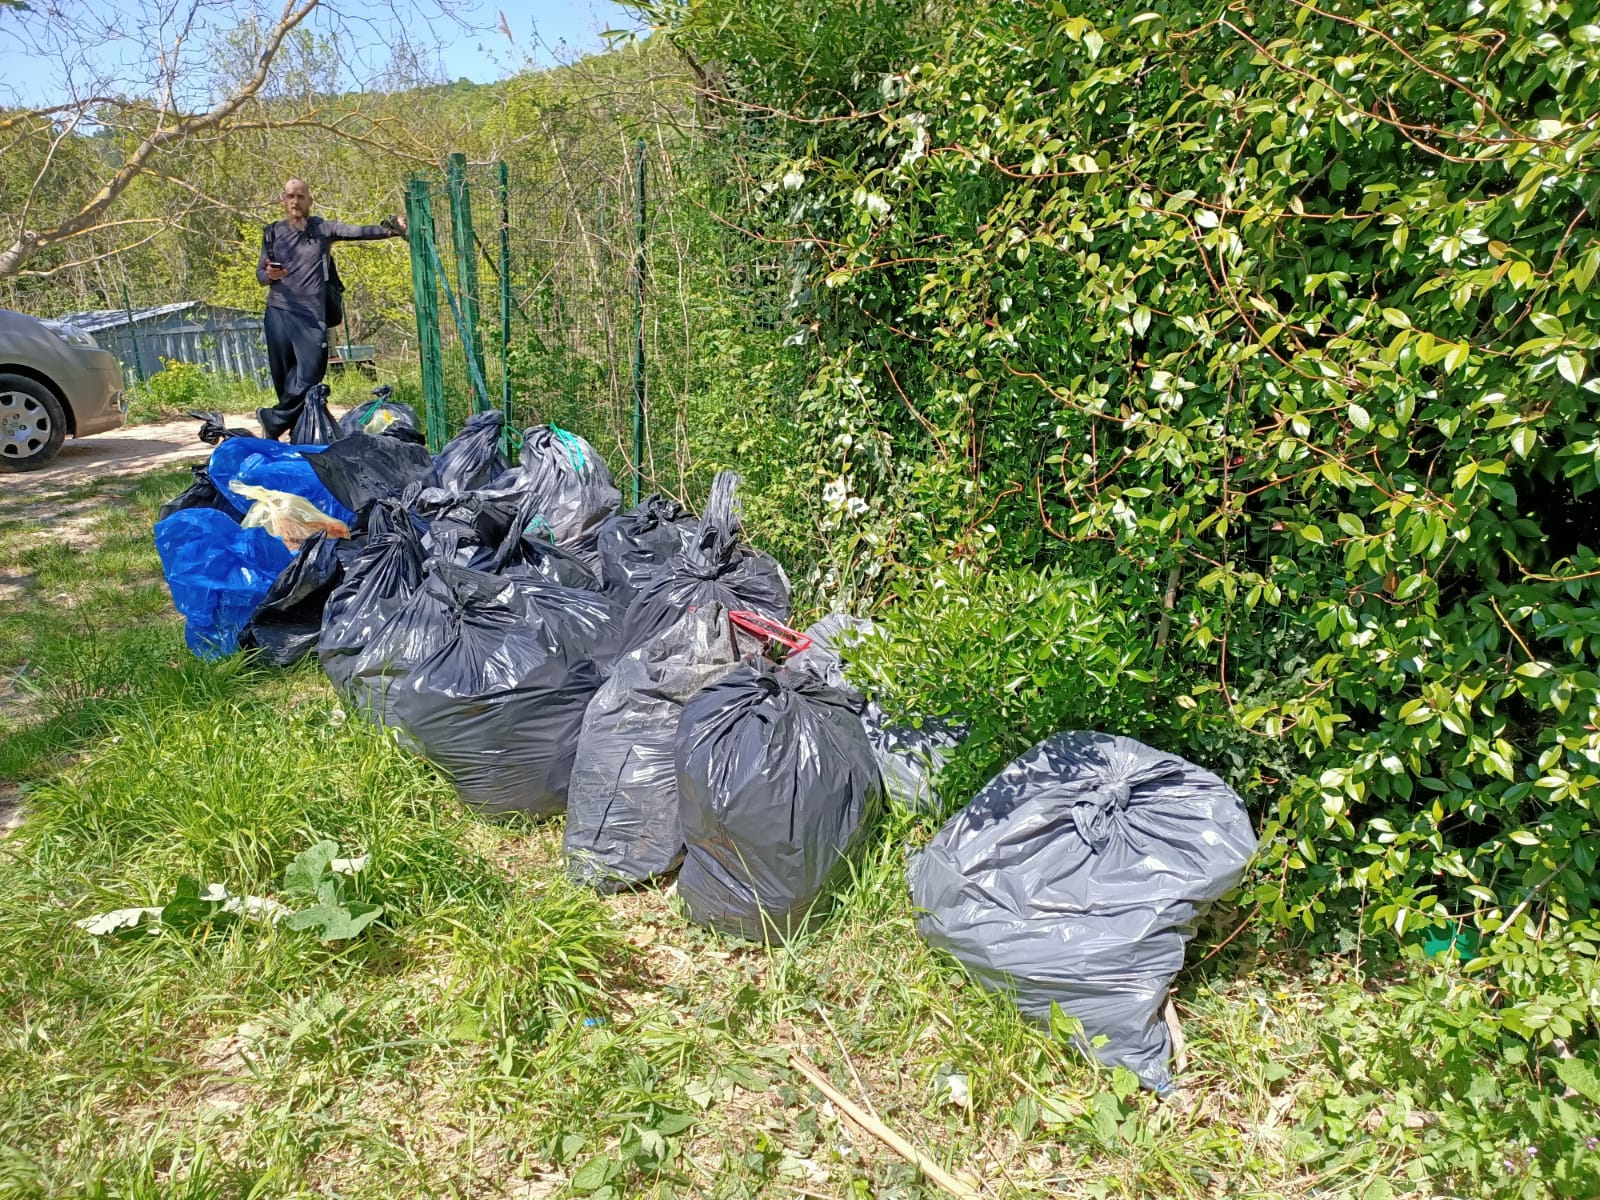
[788,1050,980,1199]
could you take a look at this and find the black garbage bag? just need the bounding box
[596,494,696,599]
[187,410,252,446]
[288,383,343,446]
[345,561,621,814]
[907,731,1259,1094]
[239,532,356,666]
[784,614,966,813]
[306,433,438,516]
[675,662,882,941]
[434,410,511,493]
[622,471,790,653]
[482,424,621,547]
[338,385,423,439]
[423,492,598,589]
[565,603,747,892]
[157,464,239,523]
[317,505,427,693]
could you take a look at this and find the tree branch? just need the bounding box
[0,0,322,280]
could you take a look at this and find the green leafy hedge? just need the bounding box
[652,0,1600,1035]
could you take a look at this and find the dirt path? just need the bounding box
[4,415,256,501]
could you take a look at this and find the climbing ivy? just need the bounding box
[654,0,1600,1033]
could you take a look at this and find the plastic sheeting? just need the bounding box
[345,561,621,814]
[675,663,881,941]
[623,471,790,653]
[565,604,745,892]
[595,494,696,599]
[907,731,1258,1093]
[155,508,293,659]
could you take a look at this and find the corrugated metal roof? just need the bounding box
[55,301,203,332]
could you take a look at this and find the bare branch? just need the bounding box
[0,0,322,279]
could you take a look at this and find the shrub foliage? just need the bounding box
[648,0,1600,1035]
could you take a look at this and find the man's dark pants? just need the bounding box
[261,305,328,440]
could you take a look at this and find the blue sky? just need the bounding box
[0,0,643,108]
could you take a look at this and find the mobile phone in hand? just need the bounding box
[267,260,284,271]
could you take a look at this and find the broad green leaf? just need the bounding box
[1555,1057,1600,1106]
[1557,353,1585,386]
[570,1156,620,1193]
[284,840,339,899]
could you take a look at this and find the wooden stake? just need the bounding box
[788,1050,980,1199]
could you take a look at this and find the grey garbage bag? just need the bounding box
[564,603,746,892]
[306,432,438,517]
[622,471,791,653]
[345,560,621,815]
[907,732,1258,1093]
[423,491,598,589]
[338,386,423,438]
[675,662,882,941]
[483,424,621,549]
[290,383,344,446]
[239,531,357,667]
[596,494,696,599]
[784,614,965,813]
[434,410,511,493]
[317,503,427,693]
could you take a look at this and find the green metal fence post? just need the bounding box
[405,178,449,451]
[630,138,647,507]
[498,159,512,431]
[120,282,145,382]
[447,152,487,412]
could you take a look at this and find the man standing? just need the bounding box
[256,178,408,439]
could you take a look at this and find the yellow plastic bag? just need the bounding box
[229,483,350,551]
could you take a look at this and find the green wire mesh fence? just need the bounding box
[396,73,803,527]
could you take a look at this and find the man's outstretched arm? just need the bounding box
[321,216,408,242]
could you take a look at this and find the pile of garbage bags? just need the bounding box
[154,393,1260,1092]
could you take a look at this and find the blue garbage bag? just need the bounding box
[207,437,355,525]
[155,508,293,659]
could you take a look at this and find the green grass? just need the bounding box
[124,368,394,427]
[0,469,1595,1199]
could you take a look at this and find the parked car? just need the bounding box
[0,307,126,471]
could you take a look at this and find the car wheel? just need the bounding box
[0,374,67,472]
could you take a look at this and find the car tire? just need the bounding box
[0,373,67,472]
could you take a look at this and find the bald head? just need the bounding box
[281,178,312,227]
